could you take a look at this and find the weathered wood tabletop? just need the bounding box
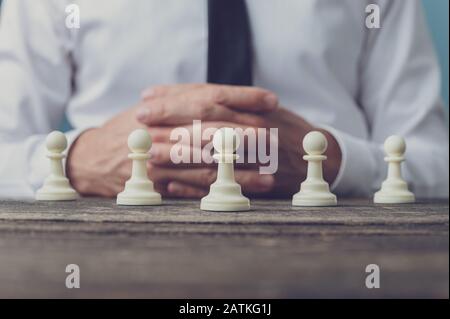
[0,198,448,298]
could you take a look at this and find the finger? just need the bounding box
[147,124,224,146]
[148,122,272,152]
[149,142,214,167]
[147,124,226,147]
[237,170,274,194]
[237,171,275,194]
[141,84,278,113]
[141,83,205,100]
[153,182,169,197]
[136,95,266,127]
[149,142,260,170]
[166,181,208,198]
[195,84,279,112]
[149,166,274,194]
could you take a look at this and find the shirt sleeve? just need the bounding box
[329,0,449,199]
[0,0,80,199]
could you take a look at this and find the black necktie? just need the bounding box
[207,0,253,86]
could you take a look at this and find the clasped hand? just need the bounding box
[67,84,341,198]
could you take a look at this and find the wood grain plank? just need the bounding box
[0,198,448,298]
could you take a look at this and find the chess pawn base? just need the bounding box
[35,176,78,201]
[117,180,162,206]
[374,180,415,204]
[201,183,250,212]
[292,180,337,207]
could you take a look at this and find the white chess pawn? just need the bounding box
[200,127,250,212]
[35,131,79,201]
[292,131,337,207]
[374,135,415,204]
[116,129,162,206]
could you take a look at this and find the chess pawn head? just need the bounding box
[303,131,328,156]
[128,128,152,154]
[46,131,68,154]
[384,135,406,158]
[213,127,240,162]
[213,127,239,153]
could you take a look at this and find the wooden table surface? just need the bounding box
[0,198,448,298]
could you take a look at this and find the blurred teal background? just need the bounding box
[0,0,448,106]
[424,0,449,106]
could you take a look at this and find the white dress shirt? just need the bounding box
[0,0,448,199]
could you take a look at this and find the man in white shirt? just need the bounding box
[0,0,448,199]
